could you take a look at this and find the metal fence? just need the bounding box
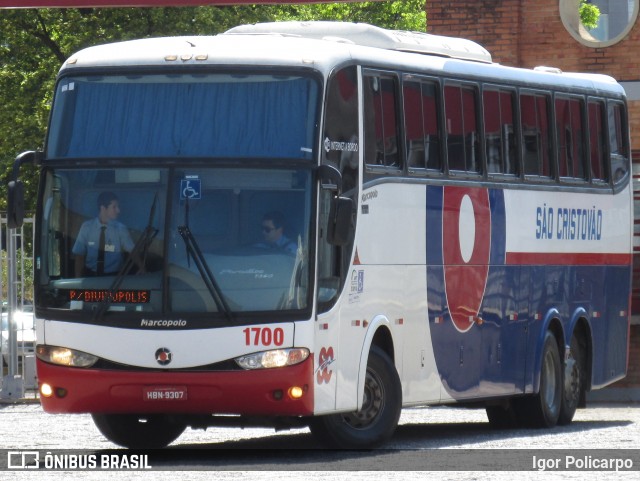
[0,214,37,400]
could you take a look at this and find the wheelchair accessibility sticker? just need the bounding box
[180,176,201,200]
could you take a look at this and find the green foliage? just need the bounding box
[273,1,426,31]
[579,1,600,30]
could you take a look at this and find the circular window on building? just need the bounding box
[560,0,639,47]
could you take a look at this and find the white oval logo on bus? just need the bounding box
[458,194,476,263]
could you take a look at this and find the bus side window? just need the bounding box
[587,99,607,183]
[323,66,359,193]
[483,88,517,176]
[404,81,426,169]
[364,73,400,169]
[555,96,586,180]
[445,83,480,173]
[403,79,441,172]
[521,93,553,178]
[608,101,630,183]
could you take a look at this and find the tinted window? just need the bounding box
[588,99,607,182]
[445,83,480,173]
[555,96,586,180]
[520,93,552,177]
[404,79,442,171]
[364,73,400,168]
[323,66,359,192]
[483,88,517,175]
[609,101,630,183]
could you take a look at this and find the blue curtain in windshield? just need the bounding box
[53,78,317,159]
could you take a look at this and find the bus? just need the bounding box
[8,21,632,449]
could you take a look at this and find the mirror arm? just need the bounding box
[12,150,42,180]
[317,164,343,193]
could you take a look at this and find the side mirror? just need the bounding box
[327,196,353,246]
[7,180,25,229]
[7,151,40,229]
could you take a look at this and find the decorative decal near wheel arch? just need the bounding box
[316,346,335,385]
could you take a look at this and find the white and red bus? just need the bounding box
[9,21,632,448]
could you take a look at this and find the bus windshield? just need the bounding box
[46,73,318,160]
[38,166,313,323]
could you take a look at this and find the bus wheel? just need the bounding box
[517,331,562,428]
[558,334,584,425]
[309,346,401,448]
[91,413,186,449]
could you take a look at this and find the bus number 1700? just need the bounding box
[243,327,285,347]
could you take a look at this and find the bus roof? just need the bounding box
[59,21,624,97]
[225,21,493,64]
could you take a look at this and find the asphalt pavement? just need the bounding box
[1,400,638,480]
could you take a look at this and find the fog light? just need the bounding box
[288,386,304,399]
[40,383,53,398]
[55,387,68,398]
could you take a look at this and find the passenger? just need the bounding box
[72,191,143,276]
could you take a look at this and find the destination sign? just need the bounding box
[68,289,150,304]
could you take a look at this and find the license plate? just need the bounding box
[143,386,188,401]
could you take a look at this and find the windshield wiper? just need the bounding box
[178,225,233,323]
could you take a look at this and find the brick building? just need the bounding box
[425,0,639,399]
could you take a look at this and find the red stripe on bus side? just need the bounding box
[505,252,632,266]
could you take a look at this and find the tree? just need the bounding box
[274,0,426,30]
[0,2,426,212]
[579,1,600,30]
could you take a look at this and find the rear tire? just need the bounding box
[515,331,562,428]
[309,346,401,448]
[558,334,584,425]
[92,413,186,449]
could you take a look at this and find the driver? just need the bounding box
[256,211,297,255]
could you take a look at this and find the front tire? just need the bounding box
[92,413,186,449]
[309,346,402,448]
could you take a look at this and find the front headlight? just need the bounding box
[36,345,98,368]
[235,348,309,370]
